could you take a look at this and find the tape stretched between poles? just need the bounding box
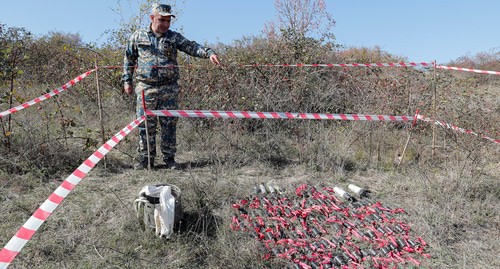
[0,69,97,119]
[435,65,500,75]
[99,62,499,76]
[101,62,434,69]
[416,114,499,144]
[239,62,433,68]
[146,110,415,122]
[0,116,145,269]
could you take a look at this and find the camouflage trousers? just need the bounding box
[135,82,179,162]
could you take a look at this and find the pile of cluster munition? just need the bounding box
[230,183,429,269]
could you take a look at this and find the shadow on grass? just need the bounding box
[176,209,222,238]
[154,159,213,170]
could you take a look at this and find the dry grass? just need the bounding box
[1,128,499,268]
[1,44,498,268]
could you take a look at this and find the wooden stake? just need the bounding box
[432,60,437,158]
[398,110,419,168]
[95,56,107,167]
[141,89,152,170]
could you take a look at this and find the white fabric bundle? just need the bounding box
[136,185,176,238]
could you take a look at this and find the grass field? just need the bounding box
[1,122,498,268]
[1,46,499,268]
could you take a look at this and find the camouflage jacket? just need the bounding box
[122,26,215,85]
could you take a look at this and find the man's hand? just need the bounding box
[210,54,221,66]
[124,83,134,95]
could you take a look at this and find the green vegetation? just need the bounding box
[0,1,498,267]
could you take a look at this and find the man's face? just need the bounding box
[150,13,171,34]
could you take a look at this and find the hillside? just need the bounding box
[1,24,499,268]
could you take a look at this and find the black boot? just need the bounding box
[164,157,178,170]
[134,157,155,170]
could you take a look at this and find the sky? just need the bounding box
[1,0,499,64]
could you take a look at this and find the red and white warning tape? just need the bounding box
[417,114,499,144]
[108,62,499,75]
[238,62,433,68]
[0,116,144,269]
[435,65,500,75]
[146,109,414,122]
[104,62,433,69]
[0,69,96,119]
[148,110,499,144]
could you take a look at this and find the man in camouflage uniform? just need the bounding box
[123,4,220,169]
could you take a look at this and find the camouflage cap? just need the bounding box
[152,3,176,17]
